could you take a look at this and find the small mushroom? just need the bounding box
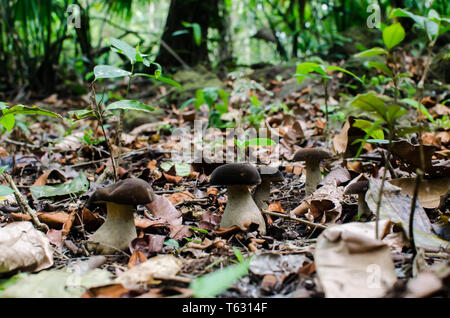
[294,148,332,195]
[210,163,266,234]
[344,180,370,218]
[253,166,284,211]
[87,178,155,254]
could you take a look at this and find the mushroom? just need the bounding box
[294,148,332,195]
[344,180,370,218]
[87,178,155,254]
[253,166,284,211]
[210,163,266,234]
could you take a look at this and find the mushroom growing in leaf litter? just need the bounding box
[294,148,332,195]
[253,166,284,211]
[87,178,155,254]
[210,163,266,234]
[344,180,370,218]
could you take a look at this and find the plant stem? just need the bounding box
[90,82,117,182]
[116,64,135,170]
[324,79,329,144]
[3,172,49,232]
[408,44,434,259]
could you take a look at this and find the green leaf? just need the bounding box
[190,258,251,298]
[353,119,384,139]
[383,23,405,50]
[401,98,435,123]
[1,105,61,119]
[0,185,14,197]
[232,247,244,263]
[106,100,154,113]
[351,119,385,158]
[182,22,202,46]
[354,47,387,58]
[351,93,388,121]
[164,239,180,249]
[134,73,182,89]
[243,138,276,147]
[1,105,61,132]
[327,66,363,83]
[94,65,131,80]
[202,87,219,107]
[386,104,407,123]
[110,37,137,64]
[0,166,7,174]
[295,62,322,84]
[0,114,15,131]
[174,162,191,176]
[30,173,90,199]
[365,61,393,77]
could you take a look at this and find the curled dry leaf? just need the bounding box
[388,177,450,209]
[304,182,344,224]
[0,221,53,274]
[332,116,367,157]
[315,220,397,298]
[116,254,183,290]
[365,178,449,250]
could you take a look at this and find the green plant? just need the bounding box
[189,247,250,297]
[295,59,362,141]
[0,102,61,132]
[70,37,181,180]
[181,86,232,129]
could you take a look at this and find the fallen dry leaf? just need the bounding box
[0,221,53,274]
[388,177,450,209]
[315,220,397,298]
[365,178,449,250]
[116,254,183,290]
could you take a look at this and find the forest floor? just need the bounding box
[0,58,449,298]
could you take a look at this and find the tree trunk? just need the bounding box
[156,0,219,68]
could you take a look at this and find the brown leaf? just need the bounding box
[332,117,366,157]
[46,229,64,249]
[128,250,148,268]
[167,191,194,205]
[388,177,450,209]
[268,201,285,213]
[306,183,344,224]
[82,284,130,298]
[146,194,182,225]
[320,166,351,187]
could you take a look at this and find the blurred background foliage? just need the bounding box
[0,0,448,97]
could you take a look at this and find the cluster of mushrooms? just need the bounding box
[86,147,335,254]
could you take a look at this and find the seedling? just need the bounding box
[295,60,362,142]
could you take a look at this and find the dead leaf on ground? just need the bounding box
[0,222,53,274]
[305,182,344,224]
[315,220,397,298]
[332,116,367,157]
[365,178,449,250]
[116,255,183,290]
[388,177,450,209]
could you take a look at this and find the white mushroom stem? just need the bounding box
[253,180,271,211]
[305,160,322,195]
[87,202,137,254]
[221,185,266,235]
[357,194,370,217]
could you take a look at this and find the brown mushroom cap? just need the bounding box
[89,178,155,206]
[210,163,261,186]
[344,180,369,195]
[257,166,284,182]
[293,148,332,161]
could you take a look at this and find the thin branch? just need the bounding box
[3,172,49,232]
[262,210,327,229]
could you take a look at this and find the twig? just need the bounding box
[262,210,327,229]
[174,198,209,207]
[3,172,49,232]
